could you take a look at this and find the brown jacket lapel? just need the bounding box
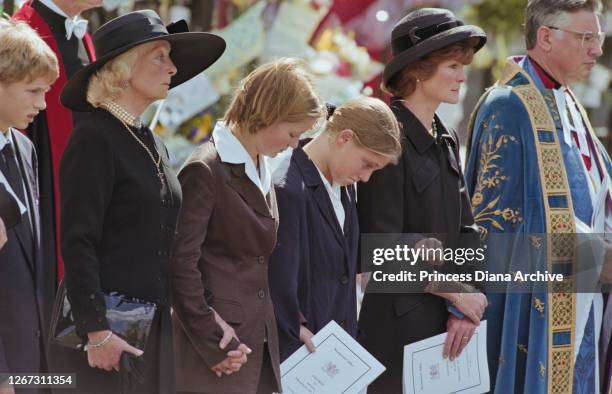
[226,163,274,219]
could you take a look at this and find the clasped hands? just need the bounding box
[443,289,487,362]
[86,308,251,378]
[211,308,252,378]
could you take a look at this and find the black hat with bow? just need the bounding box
[382,8,486,87]
[61,10,225,111]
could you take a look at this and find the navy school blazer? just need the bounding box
[269,143,359,361]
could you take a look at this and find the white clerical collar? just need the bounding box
[553,88,591,158]
[212,122,271,195]
[38,0,69,18]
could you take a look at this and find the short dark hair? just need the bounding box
[524,0,602,50]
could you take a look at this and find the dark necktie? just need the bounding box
[1,141,34,254]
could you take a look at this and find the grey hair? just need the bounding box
[524,0,602,50]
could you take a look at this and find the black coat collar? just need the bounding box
[32,0,66,31]
[391,98,453,154]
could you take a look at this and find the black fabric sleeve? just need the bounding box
[59,126,114,336]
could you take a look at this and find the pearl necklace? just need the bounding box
[101,101,142,129]
[101,102,165,187]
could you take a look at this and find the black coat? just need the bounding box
[0,129,46,394]
[357,99,479,393]
[269,145,359,362]
[48,108,181,394]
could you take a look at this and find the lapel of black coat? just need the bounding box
[392,101,461,178]
[293,146,345,248]
[10,130,39,271]
[438,123,461,178]
[227,163,274,219]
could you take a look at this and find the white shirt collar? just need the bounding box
[38,0,70,18]
[0,129,27,214]
[0,128,13,151]
[315,167,341,198]
[212,122,271,195]
[314,165,345,233]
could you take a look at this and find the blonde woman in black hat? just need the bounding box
[48,10,227,394]
[357,8,489,392]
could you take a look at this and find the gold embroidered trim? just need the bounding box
[551,351,572,393]
[529,235,543,249]
[470,121,522,239]
[506,66,576,394]
[534,298,545,315]
[539,361,546,379]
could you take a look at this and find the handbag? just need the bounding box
[49,282,157,351]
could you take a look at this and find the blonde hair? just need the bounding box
[223,58,325,133]
[0,17,59,84]
[325,97,402,164]
[86,45,144,107]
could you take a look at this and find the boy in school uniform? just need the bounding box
[0,17,58,394]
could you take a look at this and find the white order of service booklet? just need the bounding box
[403,320,490,394]
[280,320,385,394]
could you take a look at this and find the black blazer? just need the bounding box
[269,144,359,361]
[357,99,479,393]
[58,109,181,334]
[0,129,45,378]
[50,108,181,394]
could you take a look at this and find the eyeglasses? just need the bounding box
[547,25,605,49]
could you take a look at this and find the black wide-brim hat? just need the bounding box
[382,8,486,87]
[61,10,226,111]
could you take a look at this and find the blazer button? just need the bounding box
[89,294,95,300]
[258,256,265,264]
[258,290,265,299]
[339,275,349,285]
[35,330,41,338]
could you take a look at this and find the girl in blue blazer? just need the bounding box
[269,97,402,361]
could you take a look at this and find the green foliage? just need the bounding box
[464,0,527,39]
[462,0,528,74]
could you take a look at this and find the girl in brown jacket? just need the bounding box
[171,58,324,394]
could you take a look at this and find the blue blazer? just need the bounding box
[269,144,359,361]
